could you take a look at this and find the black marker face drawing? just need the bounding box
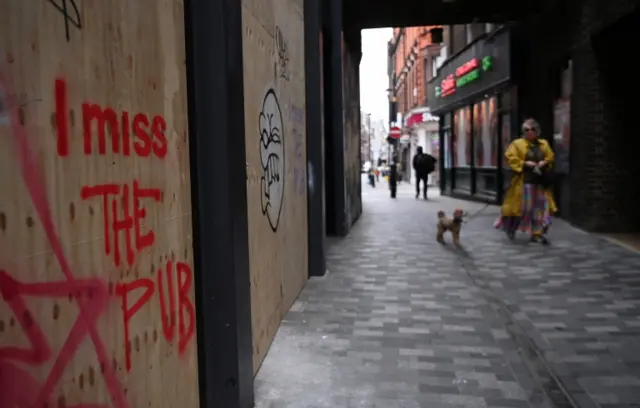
[259,88,285,232]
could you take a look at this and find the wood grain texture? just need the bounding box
[0,1,198,407]
[242,0,308,374]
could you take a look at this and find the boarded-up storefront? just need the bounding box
[242,0,309,372]
[0,1,199,407]
[0,0,309,405]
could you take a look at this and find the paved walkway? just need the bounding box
[255,180,640,408]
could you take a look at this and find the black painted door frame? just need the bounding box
[305,0,327,277]
[322,0,347,237]
[184,0,254,407]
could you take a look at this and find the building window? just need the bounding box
[424,57,429,103]
[453,106,471,167]
[413,66,418,104]
[412,68,416,105]
[432,58,437,79]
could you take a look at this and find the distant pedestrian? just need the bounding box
[495,118,557,244]
[412,146,437,199]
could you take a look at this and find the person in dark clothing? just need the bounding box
[412,146,437,199]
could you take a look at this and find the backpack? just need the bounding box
[425,155,435,173]
[417,154,435,173]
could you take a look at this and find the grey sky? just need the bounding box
[359,28,393,124]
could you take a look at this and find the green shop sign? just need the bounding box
[435,55,493,98]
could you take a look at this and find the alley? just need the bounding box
[255,181,640,408]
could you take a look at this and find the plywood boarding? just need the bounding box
[0,2,198,408]
[242,0,308,373]
[342,41,362,226]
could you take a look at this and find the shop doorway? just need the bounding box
[591,7,640,242]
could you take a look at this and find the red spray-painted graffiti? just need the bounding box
[0,74,195,408]
[115,260,195,372]
[80,181,162,267]
[0,271,113,408]
[55,78,168,158]
[0,261,196,407]
[0,72,128,408]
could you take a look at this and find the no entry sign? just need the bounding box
[389,126,401,139]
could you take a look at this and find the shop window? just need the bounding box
[441,124,453,193]
[453,107,471,167]
[553,99,571,174]
[473,102,482,166]
[473,97,498,168]
[453,114,458,167]
[443,128,452,169]
[488,98,498,167]
[501,112,512,167]
[430,132,441,186]
[553,61,571,174]
[501,112,513,193]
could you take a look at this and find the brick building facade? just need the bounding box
[389,26,441,117]
[389,24,496,119]
[384,3,640,233]
[515,0,640,232]
[424,6,640,233]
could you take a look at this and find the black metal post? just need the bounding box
[304,0,326,277]
[185,0,253,407]
[368,113,372,165]
[322,0,347,236]
[438,115,446,193]
[388,137,398,198]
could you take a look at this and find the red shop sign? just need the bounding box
[455,58,478,77]
[440,74,456,97]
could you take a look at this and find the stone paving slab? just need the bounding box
[255,181,640,408]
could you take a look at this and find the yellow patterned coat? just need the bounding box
[501,138,558,217]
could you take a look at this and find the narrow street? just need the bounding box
[255,180,640,408]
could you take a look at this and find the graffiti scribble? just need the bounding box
[258,88,285,232]
[47,0,82,42]
[275,27,290,81]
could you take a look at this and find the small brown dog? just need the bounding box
[436,209,465,247]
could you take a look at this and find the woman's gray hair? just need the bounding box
[522,118,540,132]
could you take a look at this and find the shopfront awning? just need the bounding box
[404,109,439,129]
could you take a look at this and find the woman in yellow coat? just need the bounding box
[495,118,557,244]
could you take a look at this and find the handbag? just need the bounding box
[536,165,554,188]
[527,142,554,188]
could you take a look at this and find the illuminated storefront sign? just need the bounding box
[435,56,493,98]
[436,75,456,98]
